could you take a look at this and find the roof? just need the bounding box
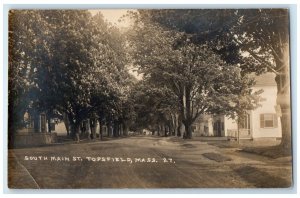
[252,72,277,86]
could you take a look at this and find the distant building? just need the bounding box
[15,111,58,147]
[193,72,282,140]
[22,111,50,133]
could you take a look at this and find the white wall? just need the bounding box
[222,85,281,139]
[53,122,67,135]
[193,115,214,136]
[224,117,237,137]
[251,86,282,138]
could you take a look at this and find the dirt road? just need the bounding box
[8,136,292,189]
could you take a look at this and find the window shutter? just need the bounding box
[273,114,278,128]
[260,114,264,128]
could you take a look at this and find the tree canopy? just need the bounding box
[8,9,290,149]
[126,9,290,146]
[126,11,261,138]
[8,10,134,145]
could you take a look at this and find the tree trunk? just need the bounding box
[157,124,160,136]
[181,85,193,139]
[8,95,16,148]
[279,105,291,151]
[89,118,94,139]
[47,118,51,133]
[70,123,76,137]
[164,125,167,137]
[75,124,80,143]
[164,125,169,137]
[119,123,123,136]
[169,123,174,136]
[8,124,15,149]
[98,119,103,140]
[275,93,291,150]
[152,130,155,135]
[275,71,291,151]
[174,121,177,136]
[169,114,176,136]
[108,122,113,137]
[70,121,80,142]
[161,124,165,137]
[123,122,129,136]
[183,121,192,139]
[113,122,119,137]
[89,118,95,140]
[8,91,27,148]
[80,121,85,135]
[63,113,70,136]
[177,114,182,137]
[85,119,91,138]
[274,44,291,152]
[186,88,192,139]
[177,124,181,137]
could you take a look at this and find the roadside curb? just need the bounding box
[8,151,40,189]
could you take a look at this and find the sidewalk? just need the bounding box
[8,150,40,189]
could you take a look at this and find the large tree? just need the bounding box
[130,80,178,136]
[135,9,291,148]
[8,10,52,147]
[35,10,96,138]
[8,10,133,144]
[127,14,258,138]
[89,12,134,138]
[233,10,291,149]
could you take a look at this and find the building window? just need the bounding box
[260,114,278,128]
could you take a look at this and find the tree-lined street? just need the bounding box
[9,9,291,145]
[8,9,292,189]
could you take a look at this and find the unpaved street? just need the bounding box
[8,136,292,188]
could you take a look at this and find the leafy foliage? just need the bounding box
[126,11,260,138]
[8,10,133,141]
[9,9,289,146]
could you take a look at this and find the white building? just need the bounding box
[193,72,282,140]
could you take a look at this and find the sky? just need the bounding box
[89,9,132,28]
[89,9,142,80]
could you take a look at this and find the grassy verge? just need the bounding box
[241,145,292,159]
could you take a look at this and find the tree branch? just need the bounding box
[233,37,280,75]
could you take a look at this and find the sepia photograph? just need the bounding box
[7,8,292,189]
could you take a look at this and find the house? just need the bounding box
[15,111,58,147]
[193,72,282,140]
[192,114,214,136]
